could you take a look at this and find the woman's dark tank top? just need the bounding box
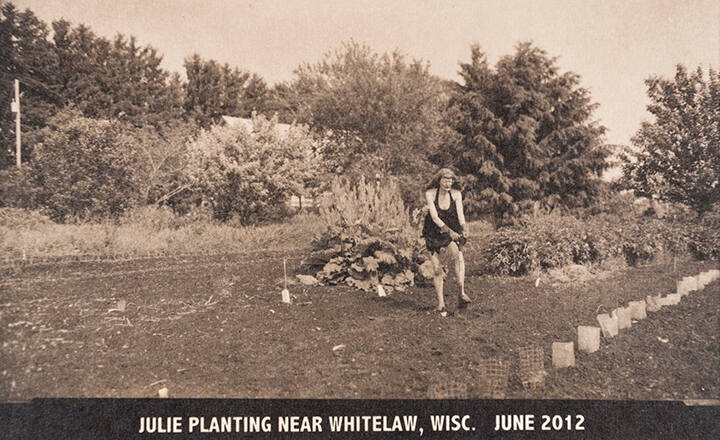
[422,188,462,237]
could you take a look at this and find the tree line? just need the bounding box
[1,1,717,223]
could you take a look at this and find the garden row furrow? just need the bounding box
[0,254,307,288]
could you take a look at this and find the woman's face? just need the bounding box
[440,176,454,191]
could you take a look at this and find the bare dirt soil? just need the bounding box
[1,249,718,400]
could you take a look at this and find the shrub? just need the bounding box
[687,208,720,260]
[118,205,196,231]
[312,176,426,292]
[0,167,35,210]
[617,219,667,266]
[577,187,639,219]
[132,120,199,207]
[187,114,321,224]
[24,109,141,222]
[481,210,694,276]
[484,212,592,276]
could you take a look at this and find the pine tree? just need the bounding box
[51,22,182,126]
[451,43,608,221]
[0,3,61,167]
[183,54,268,127]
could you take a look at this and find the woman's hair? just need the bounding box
[426,167,462,190]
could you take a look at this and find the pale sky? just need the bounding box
[11,0,720,146]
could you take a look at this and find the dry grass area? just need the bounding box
[1,209,325,261]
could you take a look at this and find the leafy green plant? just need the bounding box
[312,176,426,292]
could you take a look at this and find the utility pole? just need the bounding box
[11,79,21,169]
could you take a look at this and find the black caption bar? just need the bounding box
[1,399,719,439]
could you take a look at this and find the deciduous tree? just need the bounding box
[287,41,457,204]
[623,64,719,215]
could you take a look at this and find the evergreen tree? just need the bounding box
[183,54,268,127]
[262,81,297,124]
[0,1,185,167]
[623,65,719,215]
[0,3,61,167]
[451,43,608,221]
[51,22,182,126]
[240,73,269,117]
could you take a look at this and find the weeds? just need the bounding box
[1,207,323,260]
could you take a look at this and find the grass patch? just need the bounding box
[0,207,324,260]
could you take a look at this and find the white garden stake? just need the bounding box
[377,284,386,297]
[158,387,169,398]
[281,258,291,304]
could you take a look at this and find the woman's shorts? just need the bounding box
[424,233,466,254]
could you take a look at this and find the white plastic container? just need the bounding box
[597,313,618,338]
[628,300,647,320]
[552,342,575,368]
[612,307,632,330]
[578,326,601,353]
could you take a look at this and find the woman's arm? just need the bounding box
[454,190,468,236]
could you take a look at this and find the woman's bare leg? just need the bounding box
[430,252,445,310]
[448,242,470,303]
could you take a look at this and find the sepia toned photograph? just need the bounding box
[1,0,718,410]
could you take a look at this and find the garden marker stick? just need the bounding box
[281,258,291,304]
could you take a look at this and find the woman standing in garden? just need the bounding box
[422,168,471,313]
